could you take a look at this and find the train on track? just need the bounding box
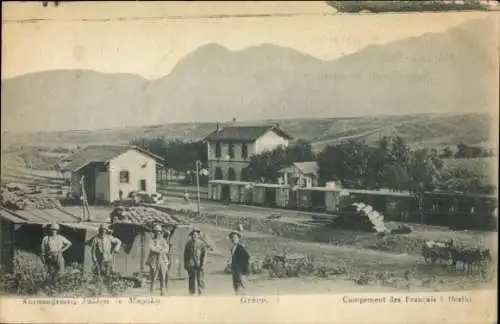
[207,180,497,230]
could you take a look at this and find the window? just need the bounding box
[241,143,248,159]
[228,142,234,159]
[215,141,221,158]
[241,168,249,181]
[215,167,223,180]
[228,167,236,181]
[119,171,130,183]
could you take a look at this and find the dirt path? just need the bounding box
[129,274,404,297]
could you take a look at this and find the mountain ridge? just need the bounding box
[1,17,496,132]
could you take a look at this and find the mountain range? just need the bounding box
[1,16,497,134]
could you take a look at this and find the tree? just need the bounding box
[317,139,371,188]
[407,148,444,223]
[244,147,285,182]
[440,147,453,158]
[285,139,315,163]
[438,166,495,194]
[243,140,315,183]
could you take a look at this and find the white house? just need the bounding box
[279,161,319,188]
[63,145,165,204]
[203,124,293,181]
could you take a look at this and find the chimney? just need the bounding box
[216,122,220,132]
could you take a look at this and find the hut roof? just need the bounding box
[204,125,293,142]
[63,145,165,172]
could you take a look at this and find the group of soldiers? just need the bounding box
[41,223,122,285]
[40,222,251,296]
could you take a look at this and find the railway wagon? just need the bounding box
[299,187,328,212]
[276,186,290,208]
[251,185,266,206]
[253,183,285,208]
[325,189,341,213]
[296,189,312,211]
[422,192,498,230]
[207,181,222,201]
[207,180,497,230]
[239,184,252,204]
[208,180,252,204]
[229,183,240,202]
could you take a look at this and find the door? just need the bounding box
[221,185,230,201]
[311,190,326,212]
[139,179,147,191]
[265,188,276,207]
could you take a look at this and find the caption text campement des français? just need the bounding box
[20,295,472,306]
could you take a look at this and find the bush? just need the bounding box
[0,255,133,297]
[0,256,47,295]
[224,254,347,280]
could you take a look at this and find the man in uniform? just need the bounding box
[183,190,191,204]
[147,224,170,296]
[228,231,250,295]
[41,223,72,283]
[90,224,122,285]
[183,228,206,295]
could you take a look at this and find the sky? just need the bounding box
[2,1,493,80]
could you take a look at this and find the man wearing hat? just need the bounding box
[229,230,250,295]
[41,223,72,282]
[90,224,122,284]
[183,228,207,295]
[146,224,171,296]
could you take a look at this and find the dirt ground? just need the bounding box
[124,220,495,296]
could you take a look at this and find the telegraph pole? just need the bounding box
[195,160,201,217]
[79,175,91,222]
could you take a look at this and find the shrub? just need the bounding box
[224,254,347,280]
[0,256,48,295]
[0,255,133,297]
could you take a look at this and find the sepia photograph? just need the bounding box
[0,1,498,323]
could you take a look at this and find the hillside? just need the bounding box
[1,16,497,133]
[1,112,496,154]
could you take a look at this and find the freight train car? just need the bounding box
[276,185,290,208]
[252,183,287,208]
[239,184,252,205]
[207,181,222,201]
[423,191,498,230]
[300,187,328,212]
[251,185,266,206]
[207,180,497,230]
[208,180,252,204]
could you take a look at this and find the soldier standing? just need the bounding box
[90,224,122,287]
[183,190,191,204]
[183,228,207,295]
[147,224,171,296]
[228,231,250,295]
[41,223,72,283]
